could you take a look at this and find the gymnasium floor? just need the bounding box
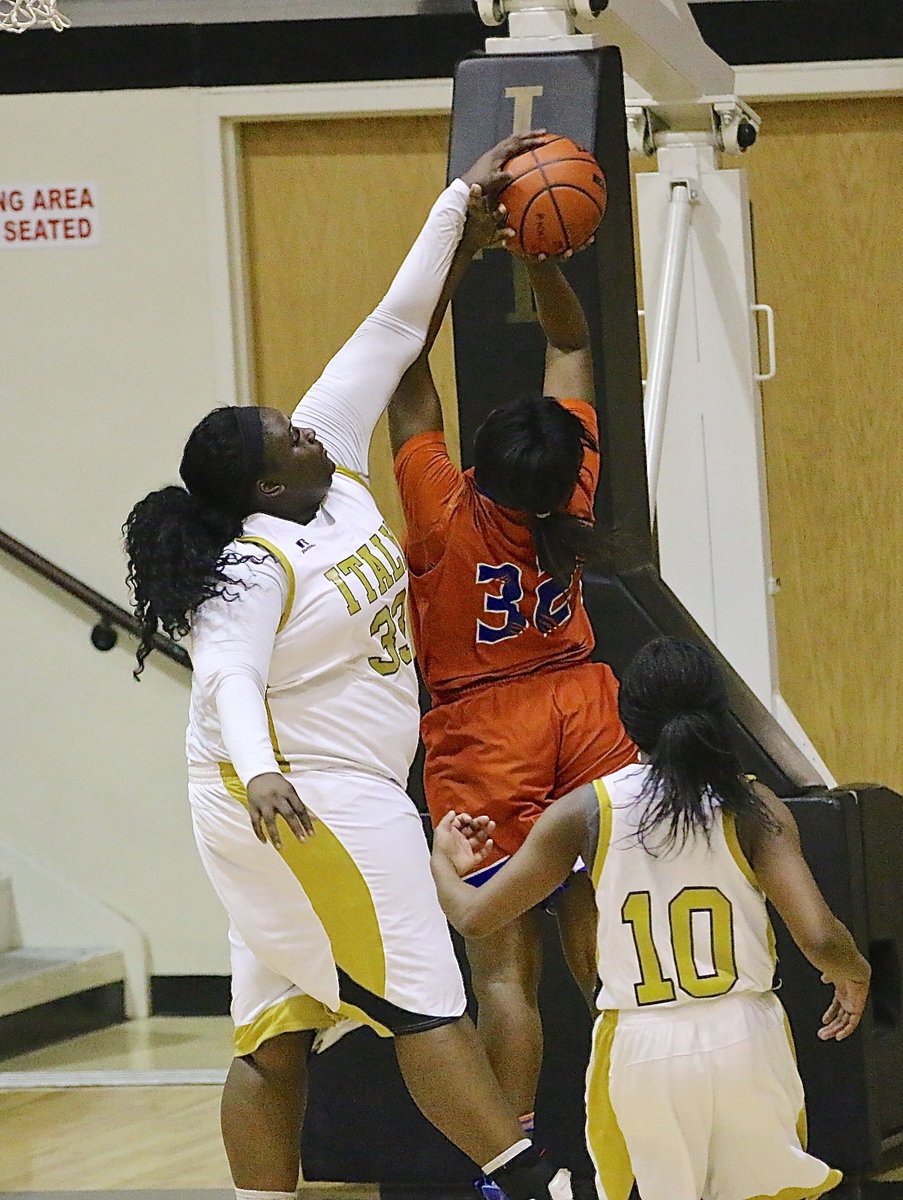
[0,1017,376,1198]
[4,1018,902,1197]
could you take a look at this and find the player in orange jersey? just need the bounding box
[389,195,637,1158]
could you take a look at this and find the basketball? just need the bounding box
[498,134,607,258]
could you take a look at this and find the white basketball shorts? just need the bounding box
[188,763,466,1056]
[586,989,843,1200]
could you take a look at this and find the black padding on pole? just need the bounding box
[447,46,816,795]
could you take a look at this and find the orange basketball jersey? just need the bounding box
[393,399,600,705]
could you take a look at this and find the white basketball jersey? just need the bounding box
[593,763,777,1011]
[187,469,419,787]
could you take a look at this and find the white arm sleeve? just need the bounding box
[190,555,289,786]
[292,178,470,477]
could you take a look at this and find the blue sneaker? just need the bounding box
[476,1177,509,1200]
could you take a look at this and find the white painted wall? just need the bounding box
[0,88,230,979]
[0,78,458,997]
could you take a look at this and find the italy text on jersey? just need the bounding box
[324,522,413,676]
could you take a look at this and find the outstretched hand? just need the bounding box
[461,131,548,207]
[818,973,870,1041]
[432,810,496,877]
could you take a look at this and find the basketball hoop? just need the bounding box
[0,0,71,33]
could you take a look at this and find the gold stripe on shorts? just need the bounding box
[234,994,337,1056]
[216,768,389,1021]
[780,1004,808,1149]
[586,1011,634,1200]
[745,1171,843,1200]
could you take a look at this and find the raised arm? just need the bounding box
[388,187,512,457]
[295,133,547,477]
[741,787,871,1040]
[527,260,594,405]
[430,784,596,938]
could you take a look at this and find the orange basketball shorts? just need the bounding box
[420,660,638,871]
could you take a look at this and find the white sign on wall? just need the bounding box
[0,183,100,249]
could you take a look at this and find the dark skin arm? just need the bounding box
[740,784,871,1040]
[388,186,510,455]
[528,259,594,404]
[388,256,594,455]
[389,131,595,455]
[430,784,598,938]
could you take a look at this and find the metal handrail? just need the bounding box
[0,526,191,670]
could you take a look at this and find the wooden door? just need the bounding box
[240,114,455,537]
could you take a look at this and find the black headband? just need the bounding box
[233,406,265,480]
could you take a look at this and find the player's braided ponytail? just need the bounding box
[123,407,266,678]
[617,637,777,852]
[473,395,607,587]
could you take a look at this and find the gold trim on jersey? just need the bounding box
[335,464,371,493]
[591,779,614,889]
[586,1011,634,1200]
[265,698,291,772]
[236,535,296,632]
[722,811,759,889]
[723,811,778,969]
[743,1172,843,1200]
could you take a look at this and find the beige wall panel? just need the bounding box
[240,115,455,537]
[632,100,901,789]
[746,98,902,790]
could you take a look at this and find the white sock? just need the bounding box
[482,1137,533,1176]
[234,1189,296,1200]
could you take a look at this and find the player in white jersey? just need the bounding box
[124,134,575,1200]
[431,637,871,1200]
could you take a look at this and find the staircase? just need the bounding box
[0,874,126,1060]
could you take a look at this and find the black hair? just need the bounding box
[123,407,266,678]
[472,395,606,587]
[617,637,778,853]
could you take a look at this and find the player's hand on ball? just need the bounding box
[818,972,870,1041]
[464,185,514,252]
[531,234,596,264]
[433,810,496,877]
[246,772,315,849]
[461,131,548,206]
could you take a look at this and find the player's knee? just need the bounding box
[470,957,541,1007]
[241,1030,310,1080]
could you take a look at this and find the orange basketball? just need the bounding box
[498,134,607,258]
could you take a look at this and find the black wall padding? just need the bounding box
[779,788,903,1176]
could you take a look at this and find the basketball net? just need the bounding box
[0,0,70,32]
